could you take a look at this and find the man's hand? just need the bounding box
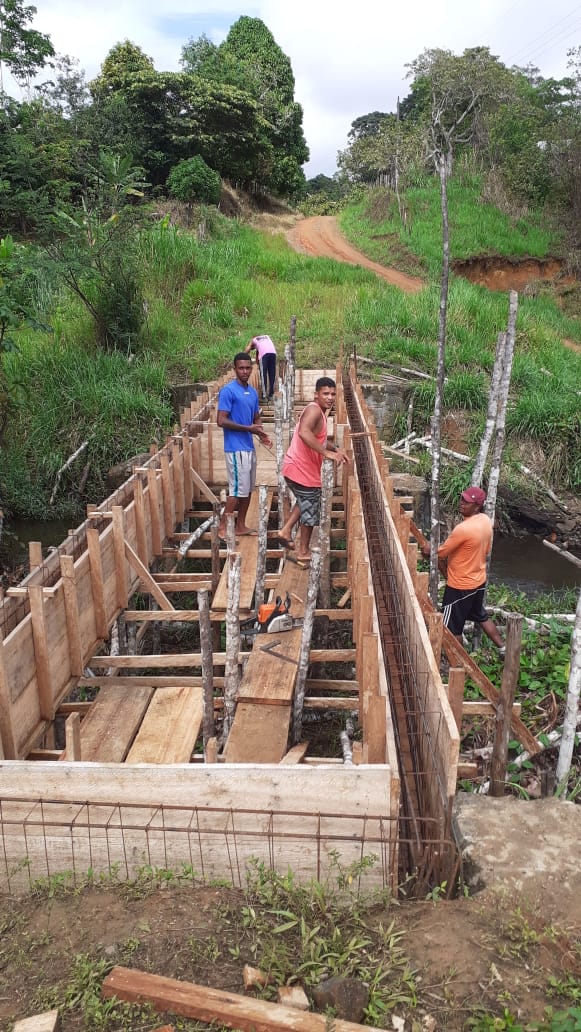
[252,425,272,448]
[326,447,349,466]
[421,543,430,557]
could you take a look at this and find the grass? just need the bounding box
[1,176,580,518]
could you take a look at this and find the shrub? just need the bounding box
[167,157,222,206]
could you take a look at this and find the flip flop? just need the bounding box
[237,529,258,537]
[275,532,296,550]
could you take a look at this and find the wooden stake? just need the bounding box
[86,527,108,639]
[447,667,465,733]
[223,552,241,738]
[254,485,268,613]
[28,585,54,720]
[490,613,523,796]
[65,711,81,761]
[60,555,83,677]
[112,506,129,610]
[133,476,148,566]
[28,541,43,570]
[146,468,163,557]
[198,589,215,746]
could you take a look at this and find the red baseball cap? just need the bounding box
[461,486,486,506]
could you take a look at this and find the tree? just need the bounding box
[167,155,221,206]
[405,47,516,600]
[0,0,54,90]
[348,111,390,141]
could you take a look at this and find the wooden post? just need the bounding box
[28,541,43,571]
[147,468,163,557]
[112,505,129,610]
[191,436,201,502]
[292,546,321,744]
[28,585,54,720]
[133,476,148,566]
[198,589,215,746]
[0,630,17,758]
[223,552,241,738]
[428,612,444,668]
[490,613,523,796]
[159,451,174,541]
[207,419,214,485]
[182,434,193,512]
[254,485,268,613]
[274,394,287,529]
[60,555,83,677]
[319,459,334,610]
[225,512,237,553]
[86,527,108,639]
[447,667,465,733]
[65,711,81,760]
[211,502,221,595]
[172,441,185,525]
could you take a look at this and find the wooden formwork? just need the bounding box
[0,364,456,894]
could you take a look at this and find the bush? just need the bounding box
[167,157,222,206]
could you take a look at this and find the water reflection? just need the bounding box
[490,534,581,597]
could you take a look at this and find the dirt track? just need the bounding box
[286,215,424,293]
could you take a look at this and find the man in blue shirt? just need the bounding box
[217,353,271,539]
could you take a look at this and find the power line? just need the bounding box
[507,3,581,64]
[511,17,581,69]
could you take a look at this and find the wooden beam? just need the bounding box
[86,527,108,639]
[280,742,309,764]
[0,631,17,758]
[124,540,174,611]
[102,967,384,1032]
[28,585,54,721]
[462,700,522,717]
[64,712,81,761]
[147,468,163,557]
[190,465,219,505]
[124,610,199,622]
[133,476,148,566]
[304,698,358,711]
[112,506,129,610]
[60,555,83,677]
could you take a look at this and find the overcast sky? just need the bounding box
[19,0,581,176]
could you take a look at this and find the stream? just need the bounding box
[2,518,579,602]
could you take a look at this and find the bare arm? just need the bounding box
[298,406,349,465]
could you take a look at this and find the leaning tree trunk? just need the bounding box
[555,587,581,792]
[428,153,451,605]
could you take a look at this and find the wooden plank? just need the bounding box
[447,668,465,734]
[172,442,185,524]
[60,555,83,677]
[160,451,175,539]
[124,540,174,611]
[211,491,273,613]
[0,633,17,758]
[86,527,108,639]
[64,712,81,761]
[126,687,203,763]
[280,742,309,764]
[112,506,129,610]
[28,585,54,721]
[462,700,522,717]
[223,703,292,763]
[190,464,219,505]
[78,675,212,688]
[102,968,384,1032]
[147,468,163,556]
[78,684,153,761]
[304,698,358,711]
[133,476,149,566]
[306,679,358,692]
[13,1010,61,1032]
[124,610,199,622]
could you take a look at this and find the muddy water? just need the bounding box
[3,518,579,600]
[490,533,580,597]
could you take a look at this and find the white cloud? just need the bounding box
[17,0,580,175]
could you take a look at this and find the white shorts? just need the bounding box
[225,450,257,498]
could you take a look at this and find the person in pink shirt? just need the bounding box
[244,334,277,399]
[278,377,349,566]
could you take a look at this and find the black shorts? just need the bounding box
[442,584,489,637]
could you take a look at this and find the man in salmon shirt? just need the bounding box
[421,486,505,653]
[277,377,349,567]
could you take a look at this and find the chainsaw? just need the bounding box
[240,592,303,639]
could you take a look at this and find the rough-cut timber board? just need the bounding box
[235,562,309,706]
[102,967,383,1032]
[126,687,203,763]
[222,562,309,764]
[78,684,153,761]
[210,490,273,614]
[223,703,292,763]
[13,1011,61,1032]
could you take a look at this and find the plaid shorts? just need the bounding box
[284,477,321,527]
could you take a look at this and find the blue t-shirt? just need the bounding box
[218,379,260,452]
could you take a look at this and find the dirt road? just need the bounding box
[286,215,424,293]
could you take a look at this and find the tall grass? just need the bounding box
[2,188,580,518]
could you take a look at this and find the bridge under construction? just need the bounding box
[0,358,537,897]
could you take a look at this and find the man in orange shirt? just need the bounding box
[421,486,505,652]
